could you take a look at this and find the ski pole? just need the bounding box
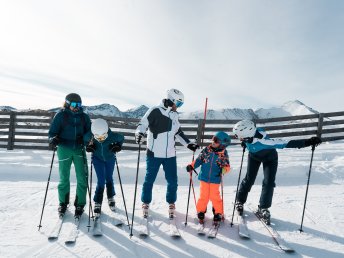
[130,143,141,238]
[87,160,94,232]
[81,148,94,220]
[299,144,316,232]
[38,149,56,231]
[230,145,246,227]
[184,151,196,226]
[115,157,130,227]
[221,174,224,221]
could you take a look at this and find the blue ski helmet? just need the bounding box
[212,131,231,148]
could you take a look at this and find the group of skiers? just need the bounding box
[48,89,322,228]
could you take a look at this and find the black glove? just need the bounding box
[135,132,144,144]
[240,141,246,148]
[86,143,96,153]
[186,165,193,172]
[187,143,199,152]
[49,136,59,150]
[304,136,322,147]
[109,143,122,153]
[76,135,84,146]
[243,137,253,143]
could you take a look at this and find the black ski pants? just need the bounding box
[237,149,278,209]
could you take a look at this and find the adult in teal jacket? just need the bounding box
[48,93,91,218]
[85,118,124,215]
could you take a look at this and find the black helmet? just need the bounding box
[65,93,82,103]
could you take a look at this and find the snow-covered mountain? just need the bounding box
[3,100,318,120]
[122,105,150,118]
[179,100,317,120]
[0,106,16,111]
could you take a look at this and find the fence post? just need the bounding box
[317,113,324,138]
[196,119,204,146]
[7,112,16,150]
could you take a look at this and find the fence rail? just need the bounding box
[1,110,344,151]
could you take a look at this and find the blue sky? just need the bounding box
[0,0,343,112]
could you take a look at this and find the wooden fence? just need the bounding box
[1,111,344,151]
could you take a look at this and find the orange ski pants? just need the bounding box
[196,181,223,215]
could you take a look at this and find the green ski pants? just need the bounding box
[57,145,88,207]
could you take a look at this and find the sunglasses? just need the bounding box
[94,133,108,142]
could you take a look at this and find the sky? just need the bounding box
[0,0,343,113]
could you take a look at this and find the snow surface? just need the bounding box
[0,141,344,257]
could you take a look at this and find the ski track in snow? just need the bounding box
[0,142,344,257]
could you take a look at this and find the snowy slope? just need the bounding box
[0,141,343,257]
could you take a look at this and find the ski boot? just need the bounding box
[94,202,102,217]
[213,213,222,226]
[142,203,149,218]
[168,203,175,220]
[58,203,67,217]
[235,202,244,216]
[108,196,116,211]
[257,206,271,225]
[197,212,205,225]
[74,205,84,219]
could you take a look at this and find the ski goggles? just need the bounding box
[66,100,82,108]
[175,100,183,108]
[94,133,108,142]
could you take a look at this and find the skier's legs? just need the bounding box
[73,148,88,207]
[237,154,261,204]
[105,158,116,198]
[57,146,72,205]
[196,181,210,213]
[259,154,278,209]
[92,155,106,203]
[162,156,178,204]
[141,156,162,204]
[209,183,223,215]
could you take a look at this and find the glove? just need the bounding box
[49,136,59,150]
[76,135,84,146]
[186,164,193,172]
[240,141,246,148]
[135,132,144,144]
[187,143,199,152]
[109,143,122,153]
[304,136,322,147]
[243,137,253,143]
[86,143,96,152]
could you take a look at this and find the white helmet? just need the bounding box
[167,88,184,108]
[233,120,256,139]
[91,118,109,142]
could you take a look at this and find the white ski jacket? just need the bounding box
[136,102,190,158]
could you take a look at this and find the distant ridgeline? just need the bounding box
[0,100,319,120]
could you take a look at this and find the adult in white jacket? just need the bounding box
[135,89,199,218]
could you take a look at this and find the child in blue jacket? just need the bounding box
[186,131,231,225]
[85,118,124,215]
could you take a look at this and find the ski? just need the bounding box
[237,212,250,239]
[65,216,82,244]
[169,217,181,238]
[92,215,102,237]
[207,222,220,238]
[197,221,206,235]
[109,204,125,227]
[138,217,149,237]
[48,215,65,240]
[253,210,294,252]
[111,210,124,227]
